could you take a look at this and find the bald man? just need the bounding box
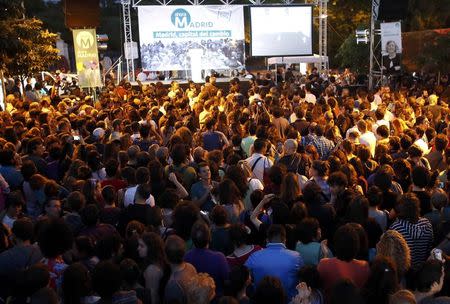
[277,139,311,176]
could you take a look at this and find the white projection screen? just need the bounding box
[250,6,313,56]
[138,5,245,71]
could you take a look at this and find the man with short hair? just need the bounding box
[0,149,23,190]
[426,134,448,172]
[164,235,198,304]
[101,159,127,191]
[311,125,335,160]
[245,138,273,184]
[0,218,42,277]
[390,193,433,267]
[184,221,230,297]
[245,224,303,299]
[63,191,86,235]
[44,198,62,220]
[272,106,290,140]
[191,162,216,212]
[357,120,377,157]
[277,139,311,176]
[22,137,47,176]
[202,118,228,152]
[305,83,316,105]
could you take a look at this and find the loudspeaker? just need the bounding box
[65,0,100,29]
[377,0,409,21]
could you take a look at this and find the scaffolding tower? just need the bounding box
[121,0,135,82]
[317,0,328,72]
[369,0,383,89]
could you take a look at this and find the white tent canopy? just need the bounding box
[267,54,328,65]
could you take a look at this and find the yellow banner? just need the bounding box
[73,29,102,88]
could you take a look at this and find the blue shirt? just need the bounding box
[202,131,223,151]
[184,248,230,297]
[190,181,216,212]
[0,166,23,190]
[245,243,303,299]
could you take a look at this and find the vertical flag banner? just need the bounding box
[138,5,245,71]
[73,29,102,88]
[380,22,402,74]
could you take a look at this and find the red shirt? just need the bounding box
[226,245,262,268]
[101,179,127,192]
[317,257,370,293]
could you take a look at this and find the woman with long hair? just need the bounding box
[363,256,399,304]
[138,232,170,304]
[217,178,244,224]
[279,172,302,209]
[305,144,320,162]
[375,230,411,283]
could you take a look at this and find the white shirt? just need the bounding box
[360,131,377,157]
[372,119,390,134]
[245,153,273,184]
[414,139,430,155]
[345,125,361,139]
[289,113,298,123]
[124,185,156,208]
[305,93,316,105]
[137,72,148,82]
[384,110,395,122]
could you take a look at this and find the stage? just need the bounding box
[130,77,253,93]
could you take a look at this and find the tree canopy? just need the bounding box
[0,0,60,76]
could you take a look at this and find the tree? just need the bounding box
[327,0,371,68]
[412,32,450,73]
[334,34,370,73]
[0,0,60,77]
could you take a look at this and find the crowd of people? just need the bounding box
[140,39,245,72]
[0,69,449,304]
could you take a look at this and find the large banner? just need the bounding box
[138,5,245,71]
[380,22,402,75]
[73,29,102,88]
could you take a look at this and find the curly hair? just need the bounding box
[376,230,411,277]
[185,273,216,304]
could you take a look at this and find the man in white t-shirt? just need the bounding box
[372,108,390,134]
[245,138,273,184]
[305,83,316,105]
[357,120,377,157]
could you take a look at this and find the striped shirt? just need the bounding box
[389,218,433,267]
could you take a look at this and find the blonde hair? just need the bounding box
[376,230,411,277]
[186,273,216,304]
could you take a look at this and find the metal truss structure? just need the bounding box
[121,0,135,81]
[317,0,328,72]
[369,0,382,89]
[121,0,329,80]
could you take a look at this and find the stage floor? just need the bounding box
[130,77,252,93]
[130,76,250,86]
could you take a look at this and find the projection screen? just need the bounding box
[250,5,313,57]
[138,5,245,71]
